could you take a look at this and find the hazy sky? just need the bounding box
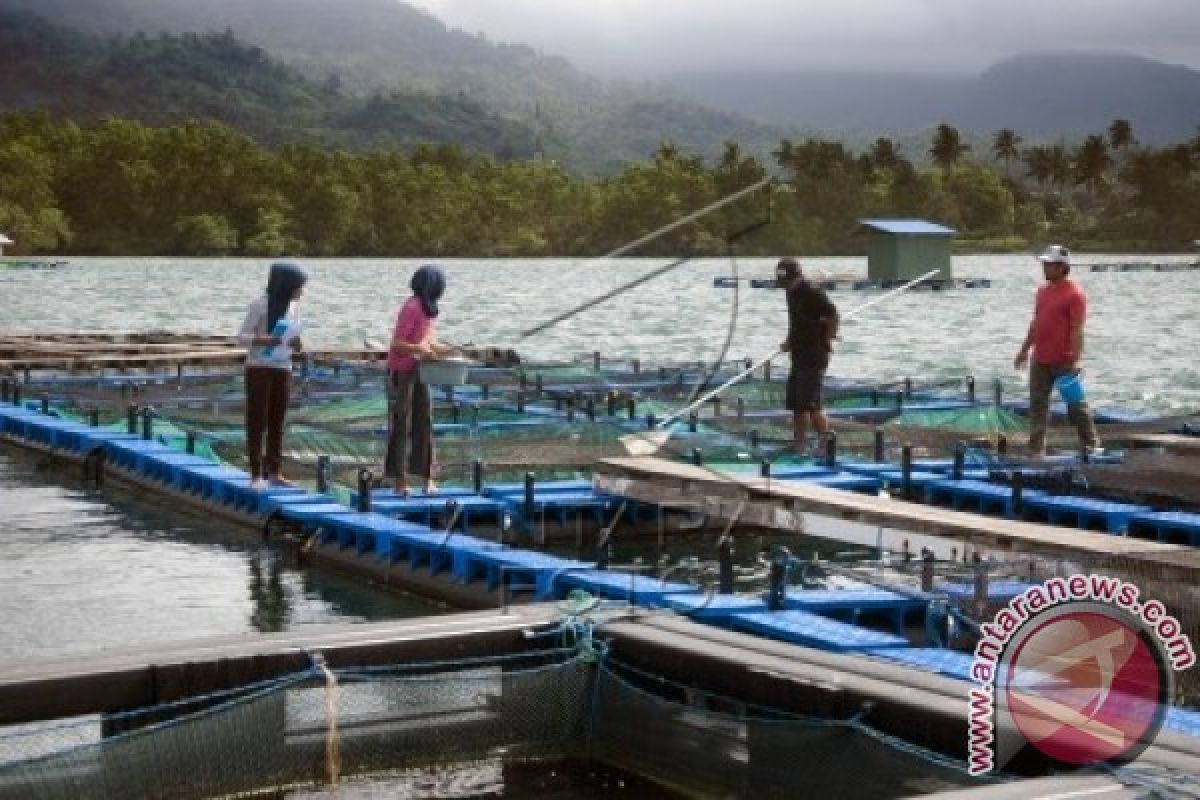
[406,0,1200,76]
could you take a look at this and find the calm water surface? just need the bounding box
[0,449,439,661]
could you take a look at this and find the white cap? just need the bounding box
[1037,244,1070,264]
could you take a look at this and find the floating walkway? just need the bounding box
[713,276,992,290]
[4,395,1200,788]
[1085,260,1200,273]
[593,456,1200,578]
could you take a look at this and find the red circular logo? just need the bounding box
[1003,609,1166,766]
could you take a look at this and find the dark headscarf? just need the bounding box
[410,264,446,318]
[265,262,308,331]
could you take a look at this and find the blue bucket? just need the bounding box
[1054,373,1085,405]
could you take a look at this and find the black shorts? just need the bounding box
[786,366,825,412]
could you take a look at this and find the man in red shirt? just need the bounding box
[1013,245,1100,456]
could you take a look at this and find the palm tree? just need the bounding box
[1108,119,1135,153]
[1073,134,1113,195]
[869,137,901,170]
[930,123,969,171]
[1047,143,1071,191]
[991,129,1022,180]
[1023,145,1053,189]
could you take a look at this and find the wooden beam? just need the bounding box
[0,606,562,725]
[593,456,1200,568]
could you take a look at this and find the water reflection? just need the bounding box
[0,450,439,661]
[248,548,291,632]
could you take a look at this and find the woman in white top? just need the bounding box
[237,262,307,487]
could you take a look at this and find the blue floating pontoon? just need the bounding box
[730,610,910,652]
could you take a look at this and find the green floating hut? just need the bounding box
[858,219,955,282]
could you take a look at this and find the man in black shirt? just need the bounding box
[777,258,839,454]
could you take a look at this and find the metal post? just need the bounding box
[553,395,562,412]
[953,441,965,480]
[597,528,612,570]
[473,459,484,493]
[824,432,837,468]
[140,407,154,441]
[763,361,772,382]
[901,444,913,500]
[451,403,461,424]
[89,409,100,427]
[691,448,703,466]
[593,351,601,371]
[523,472,535,533]
[11,383,20,407]
[516,391,525,413]
[631,358,640,375]
[921,548,935,592]
[481,383,489,400]
[993,379,1003,408]
[40,394,49,415]
[566,397,575,423]
[535,374,543,396]
[585,396,596,421]
[688,412,698,433]
[737,396,745,419]
[0,379,9,404]
[749,429,760,449]
[185,431,196,455]
[1011,470,1024,517]
[357,470,372,513]
[895,390,904,408]
[711,397,721,417]
[717,537,734,594]
[760,459,771,479]
[870,389,879,407]
[873,429,885,463]
[767,548,789,611]
[972,554,989,617]
[966,376,976,404]
[627,398,637,420]
[607,392,617,417]
[127,405,138,434]
[646,413,657,430]
[904,377,913,400]
[316,455,331,493]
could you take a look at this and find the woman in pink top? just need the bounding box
[385,265,452,494]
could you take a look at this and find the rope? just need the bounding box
[307,651,341,786]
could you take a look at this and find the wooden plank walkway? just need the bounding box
[5,606,1195,774]
[0,348,388,373]
[0,605,562,725]
[1115,433,1200,456]
[594,456,1200,576]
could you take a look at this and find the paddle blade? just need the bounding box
[619,430,671,456]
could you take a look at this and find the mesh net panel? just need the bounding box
[0,653,595,800]
[587,661,986,799]
[0,643,1007,800]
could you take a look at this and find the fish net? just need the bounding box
[0,641,1001,800]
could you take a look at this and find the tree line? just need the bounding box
[1,111,1197,257]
